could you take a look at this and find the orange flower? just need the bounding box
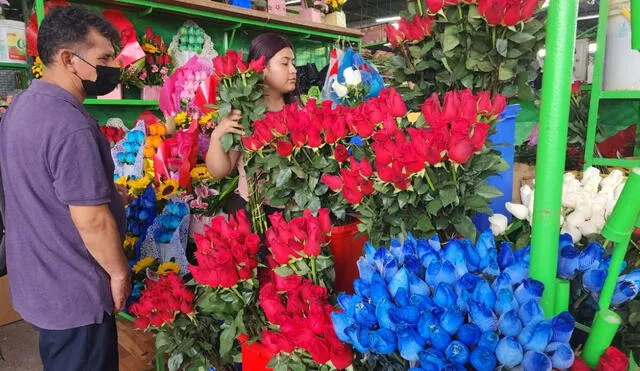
[143,145,156,158]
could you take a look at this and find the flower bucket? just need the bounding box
[141,85,162,100]
[299,8,322,23]
[238,334,274,371]
[230,0,252,8]
[473,104,520,231]
[324,11,346,27]
[97,84,122,100]
[267,0,286,16]
[328,221,368,294]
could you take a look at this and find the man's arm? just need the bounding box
[70,204,130,312]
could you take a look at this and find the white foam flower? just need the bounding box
[614,182,625,201]
[591,214,606,230]
[489,214,508,236]
[561,224,582,243]
[520,184,533,207]
[600,169,624,191]
[506,202,529,220]
[566,210,586,226]
[578,220,599,237]
[343,67,361,86]
[332,81,348,98]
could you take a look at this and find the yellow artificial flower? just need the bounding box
[190,165,212,181]
[332,0,338,9]
[174,112,188,125]
[142,43,159,54]
[133,256,156,273]
[143,159,155,179]
[407,112,421,123]
[157,262,181,275]
[199,112,216,126]
[149,123,167,137]
[114,176,129,187]
[124,235,139,251]
[157,179,180,200]
[32,56,44,79]
[338,0,346,4]
[128,176,153,192]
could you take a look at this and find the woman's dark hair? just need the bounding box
[248,33,299,105]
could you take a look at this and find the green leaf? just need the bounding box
[454,215,477,240]
[416,214,434,233]
[221,133,234,152]
[439,186,458,207]
[427,199,442,216]
[154,331,172,352]
[219,324,237,357]
[168,353,184,371]
[476,185,503,199]
[415,60,431,71]
[443,29,460,52]
[508,32,535,43]
[294,189,311,208]
[308,196,321,212]
[465,195,489,209]
[315,256,334,271]
[398,192,410,209]
[499,65,514,81]
[276,167,292,187]
[274,265,294,276]
[308,174,320,190]
[496,38,508,57]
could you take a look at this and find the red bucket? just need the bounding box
[238,334,274,371]
[328,221,368,294]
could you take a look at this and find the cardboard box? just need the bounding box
[0,275,21,326]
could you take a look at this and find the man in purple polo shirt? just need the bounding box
[0,6,129,370]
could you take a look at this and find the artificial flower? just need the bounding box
[488,213,508,236]
[133,256,156,273]
[156,179,180,200]
[157,261,181,275]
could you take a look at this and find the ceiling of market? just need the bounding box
[345,0,600,37]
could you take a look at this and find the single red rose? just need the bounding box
[571,80,583,96]
[146,54,155,65]
[334,144,348,162]
[521,0,540,21]
[360,179,375,195]
[421,92,445,128]
[261,330,295,354]
[502,5,521,26]
[342,185,364,204]
[442,91,460,122]
[596,346,629,371]
[145,27,153,38]
[458,89,477,121]
[476,91,493,114]
[385,24,405,49]
[134,317,150,330]
[491,94,507,117]
[570,356,591,371]
[448,139,475,164]
[249,55,267,73]
[304,224,323,257]
[450,118,472,139]
[329,337,353,370]
[180,301,193,315]
[306,337,331,364]
[213,56,226,77]
[307,129,323,148]
[470,122,490,151]
[426,0,445,13]
[317,208,332,234]
[413,14,435,36]
[478,0,507,25]
[237,59,249,73]
[322,174,344,191]
[382,87,408,118]
[274,273,303,292]
[276,140,294,157]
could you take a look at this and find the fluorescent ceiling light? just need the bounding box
[285,0,300,4]
[577,14,598,21]
[376,16,401,23]
[538,43,597,57]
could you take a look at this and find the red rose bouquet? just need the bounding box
[99,125,125,147]
[320,89,507,244]
[265,209,334,288]
[258,277,353,370]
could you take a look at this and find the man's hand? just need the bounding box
[110,275,131,314]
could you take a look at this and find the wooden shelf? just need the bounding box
[86,0,363,41]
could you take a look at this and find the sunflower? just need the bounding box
[132,256,156,273]
[157,179,180,200]
[123,235,139,251]
[114,176,129,187]
[199,112,215,126]
[128,176,153,192]
[142,43,159,54]
[157,262,181,275]
[190,165,212,181]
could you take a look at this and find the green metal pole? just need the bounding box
[35,0,45,26]
[601,168,640,243]
[632,0,640,50]
[597,236,631,309]
[529,0,579,317]
[554,279,571,315]
[583,309,623,367]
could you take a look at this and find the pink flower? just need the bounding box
[160,66,169,75]
[151,65,159,73]
[139,70,148,81]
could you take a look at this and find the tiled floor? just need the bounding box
[0,319,156,371]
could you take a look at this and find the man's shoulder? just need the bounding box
[9,91,93,134]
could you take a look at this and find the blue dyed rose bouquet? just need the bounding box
[112,120,147,179]
[141,198,191,275]
[124,186,157,262]
[332,230,577,370]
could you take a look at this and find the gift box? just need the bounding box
[97,84,123,100]
[267,0,286,15]
[141,85,162,100]
[324,11,346,27]
[300,8,322,23]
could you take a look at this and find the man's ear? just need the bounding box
[58,49,77,73]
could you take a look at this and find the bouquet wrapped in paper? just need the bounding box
[102,9,145,68]
[112,120,147,180]
[125,186,157,261]
[323,47,384,106]
[168,21,218,69]
[141,197,190,276]
[153,120,198,190]
[99,118,127,147]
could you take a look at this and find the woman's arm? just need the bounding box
[205,110,244,179]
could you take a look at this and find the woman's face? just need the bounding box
[264,47,297,95]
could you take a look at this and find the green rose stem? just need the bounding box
[450,164,458,183]
[457,5,463,20]
[310,256,318,285]
[415,0,423,16]
[424,169,436,192]
[231,286,245,304]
